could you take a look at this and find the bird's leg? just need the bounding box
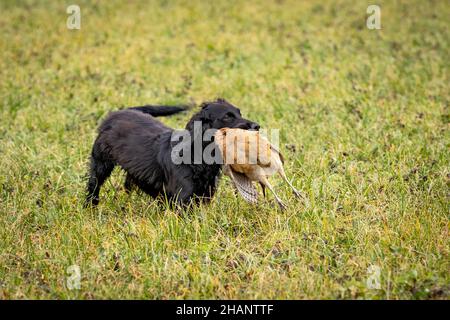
[259,182,266,198]
[278,169,303,199]
[259,176,286,210]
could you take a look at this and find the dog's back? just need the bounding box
[99,109,170,135]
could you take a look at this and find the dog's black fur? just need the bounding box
[86,99,259,207]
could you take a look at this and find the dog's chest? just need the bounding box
[191,164,221,195]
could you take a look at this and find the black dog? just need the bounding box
[85,99,259,207]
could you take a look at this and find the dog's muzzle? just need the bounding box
[237,121,260,131]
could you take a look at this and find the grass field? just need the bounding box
[0,0,448,299]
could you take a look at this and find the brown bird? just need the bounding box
[214,128,303,209]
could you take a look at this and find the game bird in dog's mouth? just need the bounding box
[214,128,303,210]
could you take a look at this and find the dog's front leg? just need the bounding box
[124,173,136,194]
[170,180,195,209]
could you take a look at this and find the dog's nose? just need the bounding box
[250,123,260,130]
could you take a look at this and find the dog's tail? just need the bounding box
[128,105,187,117]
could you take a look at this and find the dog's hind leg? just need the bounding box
[85,151,114,206]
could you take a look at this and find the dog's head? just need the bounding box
[186,98,260,132]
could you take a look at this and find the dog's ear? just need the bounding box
[186,107,212,131]
[216,98,237,108]
[201,98,228,109]
[199,108,213,128]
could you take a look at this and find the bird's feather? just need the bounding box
[226,165,258,203]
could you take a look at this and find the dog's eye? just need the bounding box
[224,112,235,120]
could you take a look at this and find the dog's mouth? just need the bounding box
[235,122,260,131]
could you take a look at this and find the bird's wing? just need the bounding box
[226,166,258,203]
[269,143,284,164]
[254,134,285,166]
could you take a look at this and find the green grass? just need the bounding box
[0,0,448,299]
